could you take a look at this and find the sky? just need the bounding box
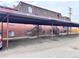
[0,0,79,23]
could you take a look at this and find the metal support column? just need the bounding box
[1,21,3,46]
[67,27,69,35]
[52,24,53,39]
[37,25,39,38]
[69,25,71,34]
[1,15,8,48]
[6,16,9,48]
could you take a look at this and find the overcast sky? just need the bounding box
[0,0,79,23]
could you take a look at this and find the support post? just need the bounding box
[67,27,69,35]
[1,14,9,48]
[37,25,39,38]
[69,25,71,34]
[52,24,53,39]
[6,16,9,48]
[1,21,3,46]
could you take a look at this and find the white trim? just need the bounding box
[28,6,32,13]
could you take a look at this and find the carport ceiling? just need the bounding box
[0,11,79,27]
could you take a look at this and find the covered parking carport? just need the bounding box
[0,11,79,48]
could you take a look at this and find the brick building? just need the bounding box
[0,6,36,37]
[15,1,62,19]
[0,1,70,38]
[15,1,64,35]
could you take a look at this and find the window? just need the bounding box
[9,31,15,37]
[28,6,32,13]
[57,14,60,19]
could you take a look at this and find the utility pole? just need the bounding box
[69,7,72,34]
[69,7,72,21]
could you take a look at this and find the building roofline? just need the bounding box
[62,16,70,19]
[19,1,61,14]
[0,5,18,11]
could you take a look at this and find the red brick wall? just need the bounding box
[0,23,35,37]
[0,23,52,38]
